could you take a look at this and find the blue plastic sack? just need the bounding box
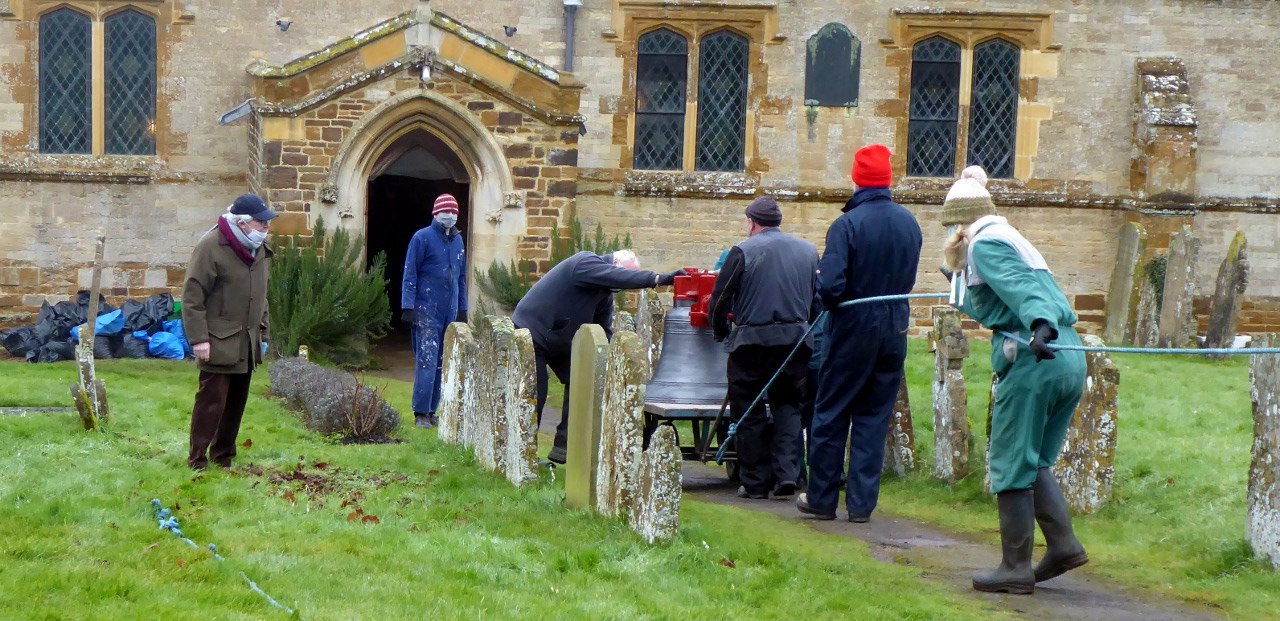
[162,319,193,358]
[72,309,126,342]
[147,331,185,360]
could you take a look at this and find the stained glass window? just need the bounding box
[907,37,961,177]
[634,28,688,170]
[695,30,748,172]
[805,23,859,107]
[105,10,157,155]
[39,8,92,154]
[968,38,1019,179]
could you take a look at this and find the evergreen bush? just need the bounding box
[268,216,392,367]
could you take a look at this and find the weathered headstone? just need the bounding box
[596,331,648,518]
[437,322,474,445]
[1157,226,1200,349]
[883,377,916,477]
[634,289,666,380]
[613,308,636,334]
[1247,333,1280,570]
[503,328,539,486]
[932,306,971,485]
[72,234,109,431]
[1053,334,1119,514]
[1103,222,1148,346]
[566,324,610,510]
[630,424,682,543]
[1204,231,1250,359]
[1132,268,1161,349]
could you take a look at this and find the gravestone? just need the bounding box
[566,324,610,510]
[503,328,539,486]
[1053,334,1119,514]
[1103,222,1148,346]
[634,289,666,379]
[1132,266,1161,348]
[1247,334,1280,570]
[932,307,971,485]
[883,377,916,477]
[596,331,648,518]
[437,322,475,445]
[1204,231,1250,359]
[1157,226,1200,349]
[630,425,682,543]
[984,373,998,493]
[472,315,504,471]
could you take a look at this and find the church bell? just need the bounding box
[644,270,728,407]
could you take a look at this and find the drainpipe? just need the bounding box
[563,0,582,73]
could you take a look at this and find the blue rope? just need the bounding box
[712,292,950,464]
[998,331,1280,356]
[149,499,300,618]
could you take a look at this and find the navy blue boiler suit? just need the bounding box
[808,188,922,519]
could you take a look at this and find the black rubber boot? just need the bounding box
[1032,468,1089,582]
[973,489,1036,595]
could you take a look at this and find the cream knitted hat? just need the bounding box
[939,166,996,226]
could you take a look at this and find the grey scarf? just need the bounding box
[222,214,261,251]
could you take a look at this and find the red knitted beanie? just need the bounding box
[433,194,459,215]
[851,144,893,188]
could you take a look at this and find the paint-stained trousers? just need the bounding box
[188,371,253,470]
[727,344,809,497]
[807,306,908,519]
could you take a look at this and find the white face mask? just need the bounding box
[436,214,458,229]
[246,228,268,247]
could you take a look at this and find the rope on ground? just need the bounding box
[712,292,950,464]
[998,331,1280,356]
[149,498,302,619]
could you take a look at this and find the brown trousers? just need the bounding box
[188,370,253,470]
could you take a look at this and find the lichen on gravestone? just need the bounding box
[437,322,475,445]
[883,377,916,477]
[595,331,647,518]
[630,424,682,543]
[503,327,539,486]
[1156,226,1200,349]
[1204,231,1250,359]
[1053,334,1119,514]
[470,315,499,470]
[931,306,971,485]
[1247,333,1280,570]
[1103,222,1148,346]
[634,289,666,381]
[1132,266,1162,349]
[483,317,516,474]
[565,325,610,511]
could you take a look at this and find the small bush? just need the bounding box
[268,216,392,368]
[1145,255,1168,312]
[473,259,534,312]
[268,357,401,442]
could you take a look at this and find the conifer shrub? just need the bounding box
[268,216,391,367]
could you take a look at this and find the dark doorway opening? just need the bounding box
[365,129,470,375]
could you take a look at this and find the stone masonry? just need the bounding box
[1052,334,1119,515]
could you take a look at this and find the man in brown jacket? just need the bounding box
[182,194,276,470]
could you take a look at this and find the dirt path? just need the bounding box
[683,462,1221,621]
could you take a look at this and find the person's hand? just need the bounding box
[401,309,416,325]
[193,342,210,362]
[456,310,468,324]
[657,269,685,287]
[939,266,954,282]
[1029,319,1058,362]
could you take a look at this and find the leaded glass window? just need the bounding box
[695,30,748,172]
[907,37,961,177]
[805,23,859,107]
[39,8,92,154]
[968,38,1019,179]
[634,28,688,170]
[105,10,157,155]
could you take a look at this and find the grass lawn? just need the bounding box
[0,357,1001,620]
[881,339,1280,619]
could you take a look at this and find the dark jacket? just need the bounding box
[816,187,922,320]
[709,228,819,352]
[512,252,662,357]
[182,226,272,375]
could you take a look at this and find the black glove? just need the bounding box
[400,309,416,325]
[657,269,685,287]
[456,310,468,324]
[1029,319,1058,362]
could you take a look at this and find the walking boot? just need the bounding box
[973,489,1036,595]
[1032,468,1089,582]
[414,412,434,429]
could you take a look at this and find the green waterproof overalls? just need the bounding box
[954,222,1087,493]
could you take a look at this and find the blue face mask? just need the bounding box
[436,214,458,230]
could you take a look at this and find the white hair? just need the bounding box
[223,205,254,225]
[612,249,641,270]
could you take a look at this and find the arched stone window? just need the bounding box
[104,9,157,155]
[39,8,93,154]
[695,29,749,172]
[906,36,961,178]
[634,28,688,171]
[805,23,859,107]
[967,38,1020,179]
